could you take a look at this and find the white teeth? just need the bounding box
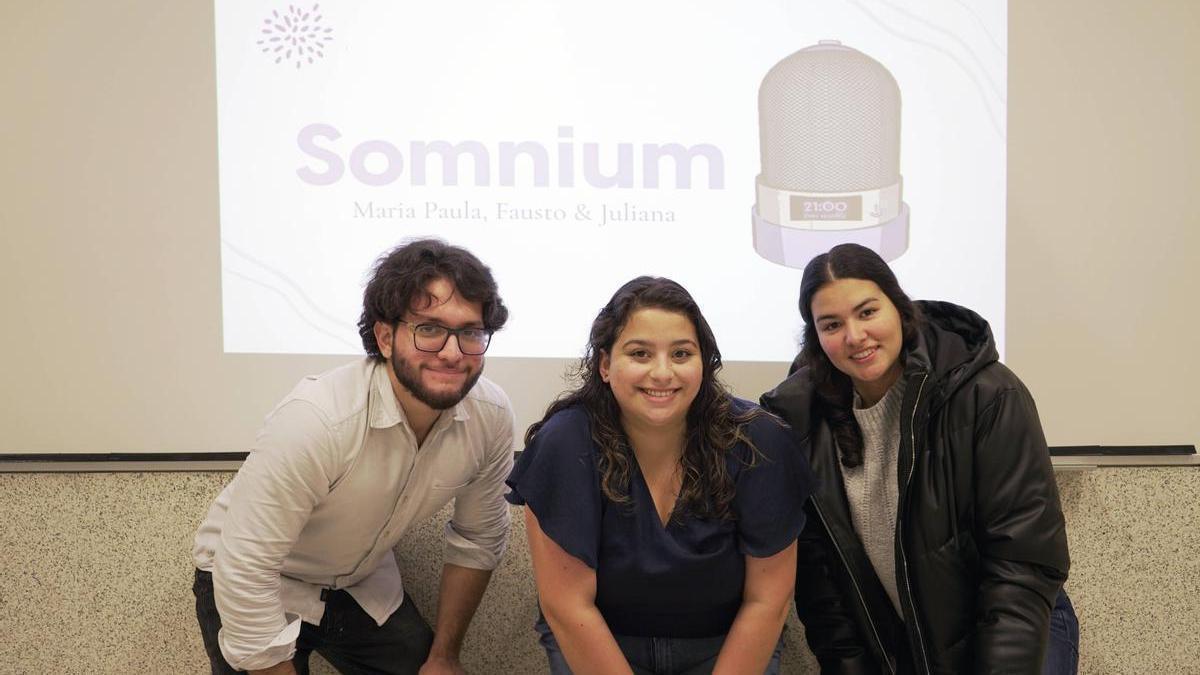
[851,348,876,360]
[643,389,675,398]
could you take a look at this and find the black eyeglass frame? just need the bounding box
[395,320,494,355]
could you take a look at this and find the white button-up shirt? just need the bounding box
[193,358,515,671]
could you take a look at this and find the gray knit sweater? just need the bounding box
[843,377,906,617]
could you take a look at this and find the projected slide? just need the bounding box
[216,1,1007,361]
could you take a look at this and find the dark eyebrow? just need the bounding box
[854,297,879,312]
[621,338,699,348]
[815,297,879,323]
[408,313,484,329]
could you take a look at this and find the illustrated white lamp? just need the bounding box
[752,40,910,267]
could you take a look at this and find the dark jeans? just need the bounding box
[534,615,783,675]
[193,569,434,675]
[1042,589,1080,675]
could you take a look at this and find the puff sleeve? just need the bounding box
[731,405,815,557]
[505,407,604,569]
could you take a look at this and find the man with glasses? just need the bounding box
[193,239,515,675]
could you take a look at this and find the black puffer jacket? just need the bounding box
[761,301,1069,675]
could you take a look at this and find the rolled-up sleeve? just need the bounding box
[444,401,516,570]
[214,401,337,671]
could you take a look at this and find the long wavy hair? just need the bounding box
[796,244,923,468]
[526,276,766,521]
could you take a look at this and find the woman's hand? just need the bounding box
[713,541,798,675]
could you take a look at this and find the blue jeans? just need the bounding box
[534,615,783,675]
[193,569,434,674]
[1042,589,1080,675]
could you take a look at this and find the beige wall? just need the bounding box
[1008,1,1200,447]
[1,0,1197,454]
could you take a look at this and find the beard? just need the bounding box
[390,351,483,410]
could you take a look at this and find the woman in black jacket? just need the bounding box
[761,243,1076,674]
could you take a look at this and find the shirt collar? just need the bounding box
[369,360,471,429]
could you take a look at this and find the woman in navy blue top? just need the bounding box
[507,276,814,674]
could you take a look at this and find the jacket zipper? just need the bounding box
[898,373,931,674]
[812,500,897,675]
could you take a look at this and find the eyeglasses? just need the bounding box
[396,320,493,355]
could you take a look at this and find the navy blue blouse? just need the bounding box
[505,399,814,638]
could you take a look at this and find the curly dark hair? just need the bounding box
[357,239,509,360]
[796,243,923,468]
[526,276,769,521]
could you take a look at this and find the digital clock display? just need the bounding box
[789,195,863,221]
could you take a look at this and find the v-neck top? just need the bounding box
[506,399,813,638]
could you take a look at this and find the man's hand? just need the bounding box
[418,653,466,675]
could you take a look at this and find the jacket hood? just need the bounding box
[762,300,998,419]
[907,300,997,411]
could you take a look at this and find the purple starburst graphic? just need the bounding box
[257,4,333,69]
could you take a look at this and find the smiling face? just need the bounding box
[374,276,485,412]
[811,277,905,406]
[599,307,703,436]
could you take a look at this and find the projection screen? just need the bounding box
[216,0,1007,363]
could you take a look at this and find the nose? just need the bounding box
[649,355,673,382]
[437,333,464,361]
[845,320,868,346]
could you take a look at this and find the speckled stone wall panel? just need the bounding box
[1056,469,1200,675]
[2,468,1195,673]
[0,472,234,674]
